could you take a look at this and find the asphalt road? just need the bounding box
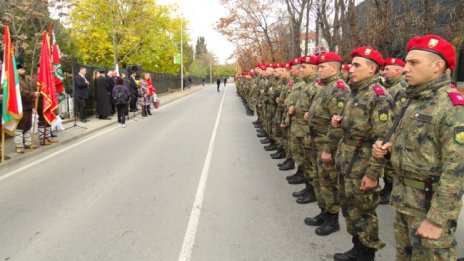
[0,84,462,261]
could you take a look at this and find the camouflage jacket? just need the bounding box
[335,74,394,180]
[268,77,282,106]
[284,77,304,127]
[384,77,408,114]
[291,75,318,137]
[390,75,464,228]
[306,74,351,153]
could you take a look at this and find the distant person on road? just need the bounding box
[146,73,155,115]
[202,78,205,86]
[138,73,151,117]
[188,76,192,88]
[128,69,138,112]
[216,78,221,92]
[95,70,112,120]
[112,77,130,128]
[224,77,227,86]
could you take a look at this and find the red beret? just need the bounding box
[259,64,268,70]
[351,46,384,67]
[342,64,351,71]
[242,71,250,76]
[282,63,291,69]
[289,58,302,66]
[406,34,456,70]
[300,55,318,65]
[317,52,343,64]
[384,57,405,67]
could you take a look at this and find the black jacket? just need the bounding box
[75,73,89,99]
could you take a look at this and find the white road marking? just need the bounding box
[178,87,227,261]
[0,126,118,180]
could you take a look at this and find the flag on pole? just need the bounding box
[1,25,23,135]
[50,24,64,94]
[38,31,58,125]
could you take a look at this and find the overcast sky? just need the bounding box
[157,0,235,65]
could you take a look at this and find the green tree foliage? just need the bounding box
[213,64,236,78]
[69,0,190,74]
[195,36,208,59]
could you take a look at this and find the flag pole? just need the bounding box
[1,129,4,164]
[30,83,40,150]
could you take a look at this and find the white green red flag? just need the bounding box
[38,31,58,125]
[1,25,23,135]
[50,24,64,94]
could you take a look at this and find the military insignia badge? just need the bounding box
[321,55,326,61]
[428,38,439,48]
[364,48,371,55]
[400,97,407,103]
[379,113,388,121]
[337,101,344,108]
[454,127,464,145]
[391,58,396,63]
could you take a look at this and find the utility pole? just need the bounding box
[180,15,184,92]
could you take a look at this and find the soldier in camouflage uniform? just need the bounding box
[331,47,394,261]
[281,58,305,174]
[373,35,464,261]
[379,57,408,205]
[288,55,319,204]
[277,63,296,171]
[262,65,281,151]
[272,63,290,160]
[304,52,351,236]
[266,65,284,153]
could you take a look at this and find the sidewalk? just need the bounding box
[0,84,210,169]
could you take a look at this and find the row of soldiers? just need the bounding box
[235,34,463,261]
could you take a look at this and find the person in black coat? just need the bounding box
[216,78,221,92]
[106,70,116,114]
[74,67,90,123]
[128,70,138,112]
[95,70,112,119]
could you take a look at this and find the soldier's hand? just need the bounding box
[304,112,309,121]
[416,219,444,240]
[280,123,286,128]
[331,115,342,128]
[288,106,295,115]
[372,140,392,158]
[321,151,332,163]
[276,97,280,104]
[360,176,378,190]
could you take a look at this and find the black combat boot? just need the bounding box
[292,181,310,197]
[257,132,267,138]
[264,143,278,151]
[379,179,393,205]
[260,137,271,144]
[333,237,361,261]
[278,158,289,167]
[305,208,326,226]
[296,183,316,204]
[271,148,286,159]
[315,212,340,236]
[286,166,304,180]
[356,244,376,261]
[279,158,295,170]
[252,119,261,125]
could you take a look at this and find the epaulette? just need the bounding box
[337,80,346,89]
[372,84,385,96]
[447,91,464,106]
[287,81,294,87]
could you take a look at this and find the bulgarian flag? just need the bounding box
[50,24,64,94]
[38,32,58,125]
[1,25,23,136]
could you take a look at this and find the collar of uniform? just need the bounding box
[303,74,318,84]
[350,74,380,93]
[406,74,450,100]
[384,77,402,88]
[293,76,305,83]
[320,73,340,85]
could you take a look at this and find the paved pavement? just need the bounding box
[0,83,462,261]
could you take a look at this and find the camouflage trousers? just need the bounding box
[394,211,457,261]
[304,144,324,209]
[273,110,283,146]
[282,127,291,158]
[315,143,340,214]
[266,105,276,138]
[290,136,305,166]
[339,176,385,250]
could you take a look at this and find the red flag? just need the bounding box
[50,24,64,94]
[2,25,23,135]
[38,32,58,125]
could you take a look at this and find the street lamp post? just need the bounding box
[180,15,184,92]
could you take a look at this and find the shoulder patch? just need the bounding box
[287,81,294,88]
[372,84,385,96]
[316,78,324,86]
[447,91,464,106]
[337,80,346,89]
[454,127,464,145]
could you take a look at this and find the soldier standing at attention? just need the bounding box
[331,47,394,261]
[304,52,351,236]
[373,35,464,261]
[378,57,408,204]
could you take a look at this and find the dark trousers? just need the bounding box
[129,95,137,111]
[116,104,127,124]
[217,84,220,92]
[77,97,87,120]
